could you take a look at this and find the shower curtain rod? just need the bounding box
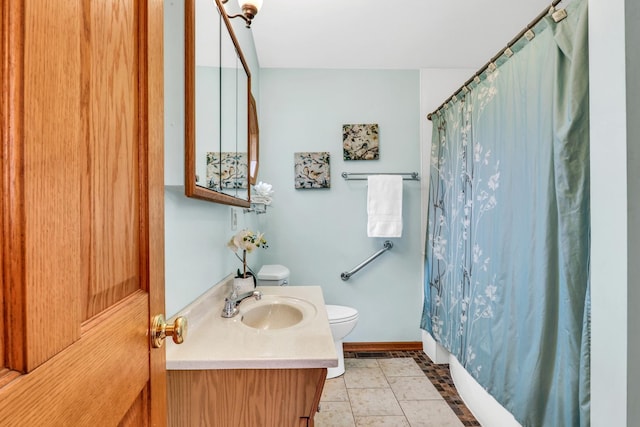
[427,0,564,121]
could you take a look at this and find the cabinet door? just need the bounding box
[168,368,327,426]
[306,368,327,427]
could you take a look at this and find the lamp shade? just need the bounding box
[239,0,263,13]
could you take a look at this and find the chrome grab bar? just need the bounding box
[341,240,393,281]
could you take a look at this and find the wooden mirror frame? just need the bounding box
[249,94,259,186]
[184,0,251,207]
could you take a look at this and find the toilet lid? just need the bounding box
[326,305,359,322]
[257,264,290,280]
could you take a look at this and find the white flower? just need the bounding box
[252,182,274,205]
[227,229,268,277]
[227,229,267,253]
[254,181,274,197]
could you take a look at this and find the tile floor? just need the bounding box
[315,351,480,427]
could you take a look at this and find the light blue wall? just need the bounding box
[257,69,423,342]
[164,0,264,317]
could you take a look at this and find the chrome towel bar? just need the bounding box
[341,172,419,181]
[341,240,393,281]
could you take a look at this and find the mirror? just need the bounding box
[185,0,252,207]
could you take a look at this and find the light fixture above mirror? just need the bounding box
[221,0,263,28]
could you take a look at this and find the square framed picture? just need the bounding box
[206,152,248,189]
[294,152,330,189]
[343,123,379,160]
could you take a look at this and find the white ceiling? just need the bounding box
[249,0,564,70]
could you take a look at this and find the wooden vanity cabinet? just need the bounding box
[167,368,327,427]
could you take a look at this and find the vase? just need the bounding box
[233,276,255,294]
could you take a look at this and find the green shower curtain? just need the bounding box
[421,0,590,425]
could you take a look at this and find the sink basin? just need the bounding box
[240,296,316,330]
[242,303,303,329]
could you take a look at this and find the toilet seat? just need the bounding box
[326,305,358,324]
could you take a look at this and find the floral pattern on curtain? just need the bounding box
[421,0,590,426]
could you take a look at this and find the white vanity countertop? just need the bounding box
[166,281,338,370]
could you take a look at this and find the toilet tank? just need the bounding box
[256,265,290,286]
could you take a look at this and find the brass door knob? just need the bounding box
[151,314,188,348]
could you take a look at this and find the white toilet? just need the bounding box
[256,265,359,379]
[325,304,359,378]
[255,264,290,286]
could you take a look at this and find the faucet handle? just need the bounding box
[221,298,238,318]
[253,290,262,300]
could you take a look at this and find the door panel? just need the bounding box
[0,294,149,425]
[81,0,141,320]
[120,386,150,427]
[23,0,83,371]
[1,0,166,425]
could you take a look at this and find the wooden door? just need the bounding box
[0,0,166,425]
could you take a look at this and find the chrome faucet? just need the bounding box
[221,289,262,318]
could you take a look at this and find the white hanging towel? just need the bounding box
[367,175,403,237]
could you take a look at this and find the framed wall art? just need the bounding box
[294,152,330,189]
[343,123,379,160]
